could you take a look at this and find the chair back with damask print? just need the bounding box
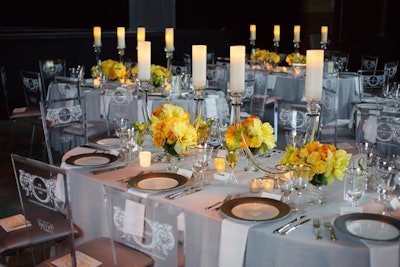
[103,185,185,267]
[360,55,379,71]
[384,60,399,83]
[358,69,389,102]
[39,58,67,97]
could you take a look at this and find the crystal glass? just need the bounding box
[225,149,240,185]
[275,164,294,205]
[345,168,366,207]
[291,164,311,214]
[375,159,397,213]
[188,144,214,187]
[114,118,129,137]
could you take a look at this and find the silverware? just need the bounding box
[165,186,201,199]
[90,165,126,175]
[117,170,144,183]
[273,215,306,234]
[313,218,322,240]
[323,217,337,241]
[205,194,232,210]
[281,218,310,235]
[212,194,234,211]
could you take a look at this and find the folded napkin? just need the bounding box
[362,240,399,267]
[218,218,253,267]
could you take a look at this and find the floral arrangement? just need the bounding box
[250,49,280,64]
[285,53,306,66]
[91,59,128,80]
[150,103,197,155]
[131,64,172,87]
[132,121,148,146]
[241,115,276,154]
[279,141,352,186]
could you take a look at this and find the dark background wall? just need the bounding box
[1,0,399,120]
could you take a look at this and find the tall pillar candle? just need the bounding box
[137,27,146,42]
[273,25,280,41]
[229,46,245,93]
[117,27,125,48]
[137,41,151,80]
[294,25,301,42]
[250,24,256,40]
[93,26,102,47]
[165,28,174,52]
[321,26,328,43]
[192,45,207,89]
[305,49,324,101]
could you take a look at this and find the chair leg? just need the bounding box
[29,124,37,158]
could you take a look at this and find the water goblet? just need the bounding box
[189,144,214,187]
[375,160,397,214]
[225,149,240,185]
[345,167,366,207]
[114,118,129,137]
[275,164,294,205]
[291,164,311,214]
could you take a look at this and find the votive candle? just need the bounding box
[214,157,225,173]
[165,28,174,52]
[117,27,125,48]
[230,46,245,93]
[139,151,152,167]
[305,49,324,101]
[137,27,146,42]
[321,26,328,43]
[294,25,301,42]
[250,24,256,40]
[137,41,151,80]
[93,26,102,47]
[192,45,207,89]
[249,178,261,193]
[262,179,275,192]
[273,25,280,41]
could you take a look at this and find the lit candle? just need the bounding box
[262,179,275,192]
[93,77,101,88]
[165,28,174,52]
[214,157,226,173]
[305,49,324,101]
[137,27,146,43]
[137,41,151,80]
[249,178,261,193]
[294,25,301,42]
[273,25,280,41]
[93,26,102,47]
[229,46,245,93]
[192,45,207,89]
[321,26,328,43]
[250,24,256,40]
[117,27,125,48]
[139,151,152,167]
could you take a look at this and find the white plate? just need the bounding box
[89,135,120,149]
[334,213,400,241]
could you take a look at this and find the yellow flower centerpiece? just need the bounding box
[131,64,172,87]
[132,121,148,149]
[241,115,276,155]
[279,141,352,186]
[91,59,128,81]
[250,49,281,64]
[197,119,214,144]
[285,53,306,66]
[150,103,197,156]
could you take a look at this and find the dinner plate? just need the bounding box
[89,135,120,149]
[65,153,119,168]
[220,197,290,222]
[339,72,357,78]
[127,172,188,192]
[334,213,400,241]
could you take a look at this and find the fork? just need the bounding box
[205,194,232,210]
[312,218,322,240]
[323,217,336,241]
[212,194,235,211]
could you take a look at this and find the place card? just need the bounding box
[178,168,193,179]
[214,172,228,181]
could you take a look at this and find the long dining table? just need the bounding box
[61,138,399,267]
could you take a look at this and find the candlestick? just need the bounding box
[93,26,102,47]
[230,46,245,93]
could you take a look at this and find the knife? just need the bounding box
[280,218,311,235]
[165,186,201,199]
[90,165,127,175]
[273,215,306,234]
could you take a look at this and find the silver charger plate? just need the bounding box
[334,213,400,241]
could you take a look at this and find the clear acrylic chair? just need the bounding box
[360,55,379,71]
[384,60,399,82]
[103,185,185,266]
[357,69,389,102]
[39,58,67,97]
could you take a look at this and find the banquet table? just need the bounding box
[61,139,399,267]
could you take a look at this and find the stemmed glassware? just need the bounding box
[375,159,398,214]
[225,149,240,185]
[345,167,366,207]
[291,164,311,215]
[189,144,214,187]
[275,164,294,205]
[114,118,129,137]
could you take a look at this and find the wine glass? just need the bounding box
[345,167,366,207]
[375,160,397,214]
[225,149,240,185]
[275,164,294,205]
[291,164,311,214]
[189,145,214,187]
[114,118,129,137]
